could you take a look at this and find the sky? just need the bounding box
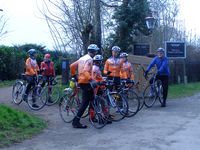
[0,0,200,49]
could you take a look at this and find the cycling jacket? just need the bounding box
[104,57,123,77]
[25,57,39,76]
[40,61,55,76]
[92,65,103,82]
[146,56,170,76]
[70,54,93,84]
[120,61,134,80]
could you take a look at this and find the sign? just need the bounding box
[165,41,186,58]
[133,43,150,56]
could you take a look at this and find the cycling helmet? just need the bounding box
[28,49,37,59]
[87,44,99,53]
[28,49,36,56]
[157,47,165,53]
[111,46,121,52]
[44,53,51,59]
[93,54,103,61]
[120,52,128,58]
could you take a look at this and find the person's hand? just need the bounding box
[144,71,148,79]
[90,80,98,89]
[107,71,112,75]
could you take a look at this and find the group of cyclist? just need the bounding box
[22,43,169,128]
[70,44,170,129]
[23,49,55,108]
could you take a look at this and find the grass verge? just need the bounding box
[0,80,14,88]
[0,104,47,148]
[168,82,200,99]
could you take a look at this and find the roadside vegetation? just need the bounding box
[0,105,47,148]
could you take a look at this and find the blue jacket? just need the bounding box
[146,56,170,76]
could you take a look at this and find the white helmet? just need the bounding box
[111,46,121,52]
[157,47,165,53]
[120,52,128,58]
[87,44,99,52]
[93,54,103,61]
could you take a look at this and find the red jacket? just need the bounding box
[40,61,55,76]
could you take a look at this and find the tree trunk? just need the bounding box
[93,0,101,53]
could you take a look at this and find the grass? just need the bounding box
[0,105,47,148]
[168,82,200,99]
[0,80,14,88]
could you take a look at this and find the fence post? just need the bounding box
[61,58,69,85]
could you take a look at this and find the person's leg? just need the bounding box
[72,83,94,128]
[24,76,34,100]
[158,75,169,107]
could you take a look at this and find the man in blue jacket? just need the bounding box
[144,47,170,107]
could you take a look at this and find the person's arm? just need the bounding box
[146,57,156,73]
[158,58,168,73]
[70,60,79,76]
[129,64,134,80]
[52,62,56,76]
[103,60,109,75]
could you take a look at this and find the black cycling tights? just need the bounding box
[76,83,94,119]
[150,75,169,104]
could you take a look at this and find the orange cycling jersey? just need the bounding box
[70,54,93,84]
[92,65,103,82]
[104,57,123,77]
[120,61,134,80]
[25,58,39,76]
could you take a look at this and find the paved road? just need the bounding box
[1,86,200,150]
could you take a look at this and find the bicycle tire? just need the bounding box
[126,89,140,117]
[45,85,60,106]
[143,85,157,108]
[12,81,23,105]
[27,86,47,110]
[89,96,108,129]
[108,92,128,122]
[59,95,78,123]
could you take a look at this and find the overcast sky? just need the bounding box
[0,0,199,49]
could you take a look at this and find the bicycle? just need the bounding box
[120,79,140,117]
[143,72,164,108]
[41,77,60,106]
[97,79,129,122]
[12,74,47,110]
[59,78,88,123]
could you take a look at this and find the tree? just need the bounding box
[0,12,8,39]
[110,0,150,52]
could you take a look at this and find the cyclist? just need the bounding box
[104,46,123,88]
[144,47,170,107]
[119,52,134,81]
[70,44,99,128]
[23,49,39,108]
[40,53,56,103]
[90,54,112,124]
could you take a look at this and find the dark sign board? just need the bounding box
[165,41,186,58]
[133,43,150,56]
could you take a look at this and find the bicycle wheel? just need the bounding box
[45,85,60,106]
[12,81,23,105]
[27,86,47,110]
[143,85,157,108]
[89,96,109,129]
[126,89,140,117]
[108,92,128,122]
[59,95,78,123]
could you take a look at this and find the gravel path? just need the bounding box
[1,86,200,150]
